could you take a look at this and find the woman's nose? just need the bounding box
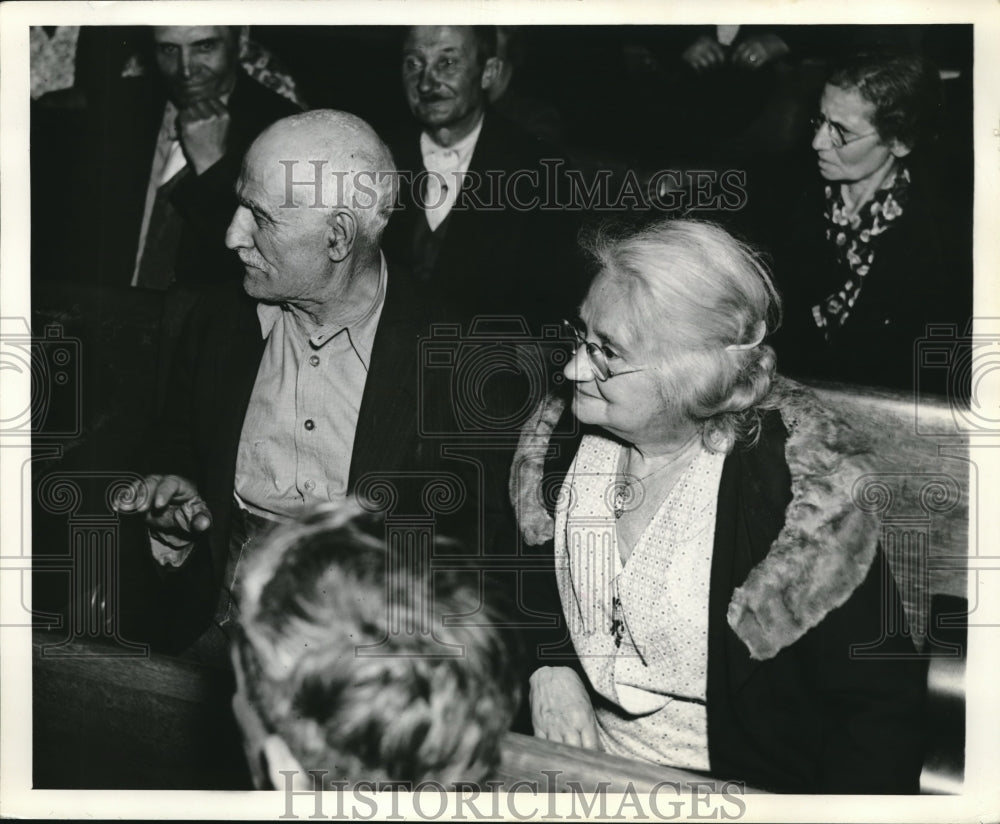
[812,122,834,151]
[564,344,597,383]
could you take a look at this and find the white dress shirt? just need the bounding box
[419,116,484,231]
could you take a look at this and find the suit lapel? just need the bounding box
[213,290,267,496]
[348,269,424,487]
[99,79,168,283]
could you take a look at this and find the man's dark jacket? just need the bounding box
[71,71,298,288]
[383,111,586,327]
[138,270,520,651]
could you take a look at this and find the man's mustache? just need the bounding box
[238,251,267,269]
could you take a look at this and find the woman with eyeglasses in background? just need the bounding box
[765,49,968,393]
[509,218,927,793]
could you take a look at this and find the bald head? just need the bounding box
[247,110,397,242]
[226,110,396,316]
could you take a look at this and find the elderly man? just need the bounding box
[382,25,583,326]
[116,110,516,660]
[68,26,298,289]
[230,501,520,788]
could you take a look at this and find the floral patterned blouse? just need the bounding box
[812,164,911,339]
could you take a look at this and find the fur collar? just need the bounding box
[509,377,880,661]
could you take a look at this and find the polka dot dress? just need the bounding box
[553,433,725,771]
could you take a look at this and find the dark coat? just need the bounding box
[511,385,927,793]
[73,71,298,288]
[765,162,972,394]
[382,110,587,327]
[141,269,518,651]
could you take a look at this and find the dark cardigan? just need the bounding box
[510,382,927,793]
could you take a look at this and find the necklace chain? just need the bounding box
[612,455,687,519]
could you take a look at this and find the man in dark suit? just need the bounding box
[382,25,584,328]
[115,110,519,660]
[68,26,298,289]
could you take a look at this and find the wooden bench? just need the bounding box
[31,631,740,793]
[801,379,969,794]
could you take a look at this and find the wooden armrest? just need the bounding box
[497,731,762,793]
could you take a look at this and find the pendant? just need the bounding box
[610,595,624,647]
[613,487,626,519]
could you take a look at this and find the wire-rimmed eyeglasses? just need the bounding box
[562,318,646,382]
[809,113,878,149]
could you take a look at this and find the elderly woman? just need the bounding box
[768,49,968,391]
[511,218,927,793]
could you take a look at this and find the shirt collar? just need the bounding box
[256,253,389,365]
[419,113,484,170]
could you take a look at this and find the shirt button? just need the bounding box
[309,355,320,367]
[304,419,315,431]
[304,480,316,492]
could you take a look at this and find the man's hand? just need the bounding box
[681,35,726,72]
[529,666,601,749]
[731,33,789,70]
[114,474,212,547]
[177,98,231,175]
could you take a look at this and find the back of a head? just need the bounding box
[234,500,520,788]
[827,49,944,151]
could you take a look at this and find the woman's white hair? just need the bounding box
[584,218,782,452]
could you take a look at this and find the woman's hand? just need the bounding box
[529,666,600,749]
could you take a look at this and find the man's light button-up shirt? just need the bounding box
[420,115,483,231]
[234,259,387,521]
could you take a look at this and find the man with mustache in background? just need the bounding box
[383,25,583,326]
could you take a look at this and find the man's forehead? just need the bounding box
[404,26,476,54]
[152,25,234,46]
[241,148,324,207]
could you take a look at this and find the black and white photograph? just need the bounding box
[1,0,997,820]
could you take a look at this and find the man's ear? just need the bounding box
[480,56,501,91]
[264,735,316,792]
[889,138,913,159]
[327,211,357,262]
